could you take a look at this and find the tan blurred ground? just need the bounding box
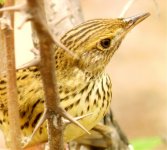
[0,0,167,149]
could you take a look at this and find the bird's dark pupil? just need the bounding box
[100,38,111,48]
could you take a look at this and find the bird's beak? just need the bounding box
[123,12,150,30]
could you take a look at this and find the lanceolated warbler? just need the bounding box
[0,13,150,147]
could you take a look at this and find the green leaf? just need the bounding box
[0,0,5,5]
[131,137,161,150]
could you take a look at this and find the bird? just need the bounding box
[0,12,150,148]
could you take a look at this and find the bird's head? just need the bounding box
[61,13,150,75]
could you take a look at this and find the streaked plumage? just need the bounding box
[0,13,150,147]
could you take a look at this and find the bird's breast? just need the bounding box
[59,73,112,141]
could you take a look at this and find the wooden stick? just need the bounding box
[1,0,22,149]
[27,0,64,149]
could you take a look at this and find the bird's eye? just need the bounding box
[100,38,111,49]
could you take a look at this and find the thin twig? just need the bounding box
[0,3,80,61]
[27,0,64,149]
[119,0,136,18]
[0,6,6,74]
[120,0,159,18]
[152,0,160,17]
[1,0,22,150]
[1,1,89,149]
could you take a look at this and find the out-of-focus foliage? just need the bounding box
[132,137,161,150]
[0,0,5,5]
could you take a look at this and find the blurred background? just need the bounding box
[0,0,166,149]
